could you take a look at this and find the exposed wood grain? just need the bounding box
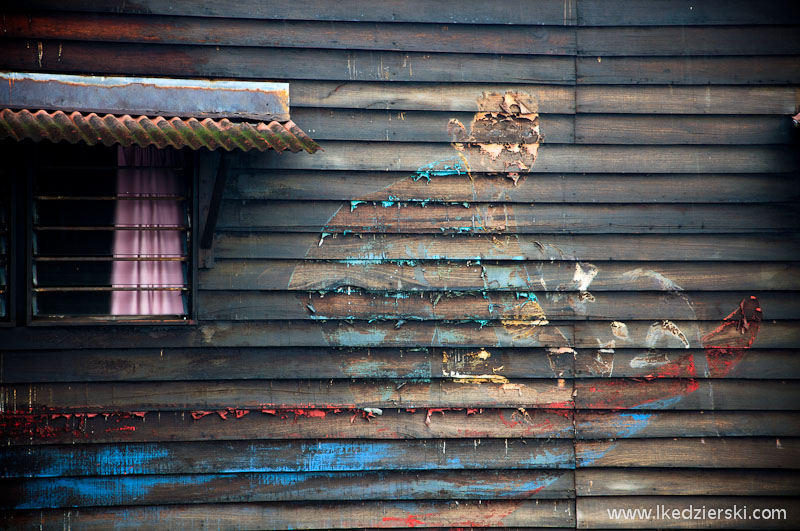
[2,12,577,55]
[2,470,574,509]
[576,86,800,115]
[0,379,574,411]
[236,142,800,173]
[1,439,574,477]
[291,108,573,143]
[201,260,800,292]
[216,200,800,233]
[577,496,799,529]
[575,379,800,410]
[1,500,577,529]
[576,411,800,439]
[228,171,800,203]
[291,81,576,112]
[576,469,800,496]
[215,232,800,261]
[577,56,800,85]
[576,438,800,468]
[579,0,800,25]
[0,39,576,83]
[578,26,800,56]
[16,0,579,25]
[575,115,795,145]
[0,409,575,445]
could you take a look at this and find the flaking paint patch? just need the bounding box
[646,320,691,349]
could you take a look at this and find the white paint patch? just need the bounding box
[622,268,683,292]
[610,321,629,341]
[645,320,691,349]
[630,353,671,369]
[573,262,598,291]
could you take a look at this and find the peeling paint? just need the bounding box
[646,320,691,349]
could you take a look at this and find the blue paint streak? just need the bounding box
[578,445,614,467]
[631,394,686,410]
[412,156,468,182]
[612,413,653,438]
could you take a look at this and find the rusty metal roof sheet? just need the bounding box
[0,108,321,153]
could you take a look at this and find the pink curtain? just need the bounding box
[111,146,186,315]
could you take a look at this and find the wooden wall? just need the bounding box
[2,1,800,528]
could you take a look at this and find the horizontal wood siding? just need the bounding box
[0,1,798,529]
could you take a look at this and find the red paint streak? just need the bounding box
[382,514,427,527]
[261,409,277,415]
[702,296,762,378]
[105,425,136,432]
[191,411,212,420]
[498,411,520,428]
[234,409,249,419]
[131,412,146,418]
[544,400,572,409]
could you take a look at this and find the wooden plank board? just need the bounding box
[0,500,577,529]
[3,12,577,55]
[17,0,579,25]
[577,496,799,529]
[576,469,800,496]
[578,26,800,56]
[576,438,800,468]
[576,411,800,439]
[2,470,574,509]
[216,200,800,233]
[228,171,800,203]
[0,439,574,477]
[0,39,576,83]
[0,379,575,411]
[236,142,800,173]
[290,81,576,113]
[197,291,800,322]
[576,86,800,115]
[0,409,576,445]
[291,108,574,143]
[579,0,800,25]
[575,115,795,145]
[575,379,800,410]
[201,260,800,291]
[215,232,800,261]
[577,56,800,85]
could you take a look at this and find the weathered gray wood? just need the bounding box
[577,496,800,529]
[575,379,800,410]
[576,469,800,496]
[0,39,577,83]
[2,470,574,509]
[576,115,795,145]
[576,411,800,439]
[577,86,800,114]
[215,232,800,261]
[0,408,575,446]
[228,171,800,203]
[3,12,577,55]
[201,260,800,291]
[576,438,800,468]
[578,26,800,56]
[1,500,577,529]
[577,56,800,84]
[0,379,574,411]
[579,0,800,25]
[237,143,800,173]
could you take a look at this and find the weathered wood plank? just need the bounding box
[215,232,800,261]
[291,108,573,143]
[16,0,579,25]
[579,0,800,25]
[576,469,800,496]
[578,26,800,56]
[0,439,574,478]
[577,496,799,529]
[2,12,577,55]
[0,39,577,83]
[576,411,800,439]
[575,379,800,410]
[291,81,576,113]
[575,115,795,145]
[576,438,800,468]
[577,56,800,85]
[201,260,800,291]
[1,500,577,530]
[228,171,800,203]
[0,379,574,411]
[217,201,800,233]
[2,470,574,509]
[197,291,800,323]
[576,86,800,115]
[236,143,800,173]
[0,409,575,446]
